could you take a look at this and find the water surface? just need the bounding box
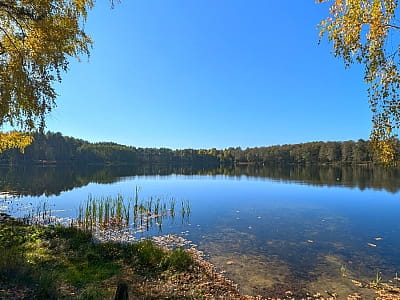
[1,164,399,297]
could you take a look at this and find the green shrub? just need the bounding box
[165,248,194,272]
[135,239,165,271]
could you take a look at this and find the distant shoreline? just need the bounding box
[1,132,397,166]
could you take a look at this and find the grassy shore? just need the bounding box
[0,215,248,299]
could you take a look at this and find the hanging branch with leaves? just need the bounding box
[318,0,400,165]
[0,0,119,153]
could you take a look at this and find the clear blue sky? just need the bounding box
[47,0,371,150]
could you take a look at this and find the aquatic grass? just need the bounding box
[115,194,124,226]
[104,200,110,227]
[98,198,104,227]
[92,197,98,229]
[340,265,347,278]
[181,199,191,224]
[22,200,58,226]
[372,270,382,286]
[77,190,190,236]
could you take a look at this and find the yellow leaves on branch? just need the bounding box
[0,0,95,132]
[318,0,400,165]
[0,132,33,153]
[370,138,396,166]
[0,1,120,156]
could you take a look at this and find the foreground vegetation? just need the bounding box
[1,132,400,166]
[0,215,251,299]
[0,218,191,299]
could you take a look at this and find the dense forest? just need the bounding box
[0,132,399,166]
[0,132,220,166]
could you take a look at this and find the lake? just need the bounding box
[1,164,400,298]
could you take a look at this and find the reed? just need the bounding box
[23,200,57,226]
[340,265,347,278]
[77,190,190,235]
[180,199,191,224]
[372,270,382,286]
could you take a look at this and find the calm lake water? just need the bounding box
[1,164,400,297]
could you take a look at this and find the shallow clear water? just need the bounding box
[1,165,399,297]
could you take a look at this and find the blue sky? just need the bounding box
[47,0,371,149]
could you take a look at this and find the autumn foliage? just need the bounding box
[0,0,97,152]
[0,132,33,153]
[319,0,400,165]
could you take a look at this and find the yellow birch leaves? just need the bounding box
[319,0,400,165]
[0,0,97,152]
[0,132,33,153]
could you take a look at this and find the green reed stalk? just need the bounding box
[92,198,96,229]
[170,198,176,217]
[85,197,90,230]
[148,197,153,214]
[77,204,83,227]
[181,200,185,216]
[104,200,110,227]
[124,202,130,226]
[154,198,160,216]
[116,195,123,226]
[98,198,104,226]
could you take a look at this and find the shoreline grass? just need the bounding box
[0,218,199,299]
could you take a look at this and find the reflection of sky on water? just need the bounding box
[4,173,400,295]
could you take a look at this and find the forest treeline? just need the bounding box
[0,132,219,166]
[0,132,399,166]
